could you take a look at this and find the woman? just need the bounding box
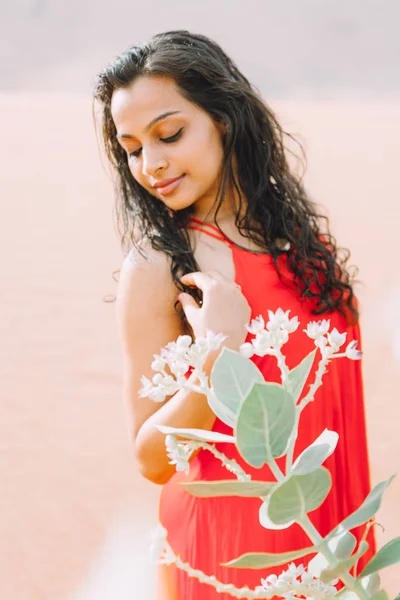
[94,30,375,599]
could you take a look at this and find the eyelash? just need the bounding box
[128,128,184,158]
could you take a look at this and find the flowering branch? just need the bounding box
[140,310,392,599]
[166,435,250,481]
[151,525,338,600]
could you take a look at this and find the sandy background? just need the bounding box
[1,94,399,599]
[2,1,400,598]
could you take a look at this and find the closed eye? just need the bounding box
[127,128,184,159]
[161,127,183,144]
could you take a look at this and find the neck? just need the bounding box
[193,191,247,227]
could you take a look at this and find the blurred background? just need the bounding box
[1,1,399,598]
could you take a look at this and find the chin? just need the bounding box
[160,194,196,213]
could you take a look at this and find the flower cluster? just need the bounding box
[149,523,175,565]
[139,329,226,403]
[240,309,300,359]
[239,312,362,364]
[257,563,338,600]
[303,319,362,360]
[165,434,197,475]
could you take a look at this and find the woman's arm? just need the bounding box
[117,242,217,485]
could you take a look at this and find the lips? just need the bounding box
[153,175,185,196]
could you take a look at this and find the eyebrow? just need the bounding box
[117,110,182,140]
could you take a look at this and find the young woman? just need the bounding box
[94,30,375,599]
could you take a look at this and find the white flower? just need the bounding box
[176,335,192,349]
[275,328,289,346]
[149,387,167,403]
[286,316,300,333]
[205,329,227,350]
[327,328,347,350]
[261,574,278,587]
[239,342,255,358]
[185,331,225,364]
[267,308,290,331]
[301,571,314,583]
[139,375,169,403]
[266,309,299,335]
[187,342,204,361]
[246,315,265,335]
[152,373,165,386]
[304,319,331,339]
[162,375,181,395]
[278,562,305,584]
[149,523,168,562]
[138,375,154,398]
[165,435,177,452]
[170,359,190,377]
[253,336,273,357]
[287,562,305,578]
[345,340,363,360]
[166,440,194,475]
[160,344,179,364]
[151,356,166,372]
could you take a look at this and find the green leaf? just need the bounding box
[360,536,400,577]
[222,545,316,569]
[370,592,389,600]
[292,429,339,475]
[261,467,332,529]
[236,382,296,468]
[309,531,359,578]
[319,541,369,583]
[332,531,358,560]
[210,347,264,428]
[288,349,317,402]
[329,475,396,538]
[360,573,381,596]
[181,480,275,498]
[156,425,236,444]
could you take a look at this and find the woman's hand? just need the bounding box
[178,271,251,351]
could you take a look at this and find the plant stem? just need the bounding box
[274,346,290,388]
[166,547,274,598]
[285,410,300,473]
[267,454,285,482]
[200,442,251,481]
[299,516,371,600]
[284,354,331,473]
[299,355,330,411]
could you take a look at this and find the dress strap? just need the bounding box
[186,217,232,246]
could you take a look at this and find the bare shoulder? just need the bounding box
[118,238,178,321]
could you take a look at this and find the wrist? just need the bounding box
[202,347,223,377]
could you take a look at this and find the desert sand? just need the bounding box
[1,94,399,599]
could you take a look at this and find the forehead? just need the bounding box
[111,76,192,133]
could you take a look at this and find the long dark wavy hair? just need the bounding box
[93,30,358,329]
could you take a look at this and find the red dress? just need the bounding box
[158,219,375,599]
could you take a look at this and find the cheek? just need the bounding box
[183,128,224,178]
[128,159,145,185]
[199,134,225,179]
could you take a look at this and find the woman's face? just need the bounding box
[111,76,226,215]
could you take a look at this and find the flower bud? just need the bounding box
[239,342,255,359]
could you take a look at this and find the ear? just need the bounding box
[217,120,228,141]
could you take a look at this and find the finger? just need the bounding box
[178,292,201,319]
[204,270,228,283]
[180,271,215,290]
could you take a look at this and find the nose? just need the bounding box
[141,146,168,178]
